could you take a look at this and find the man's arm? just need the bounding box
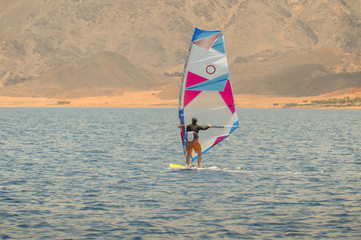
[199,125,211,130]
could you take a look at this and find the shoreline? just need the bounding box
[0,90,360,109]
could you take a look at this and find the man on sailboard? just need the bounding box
[185,117,211,168]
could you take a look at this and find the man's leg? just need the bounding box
[196,142,202,168]
[197,153,202,168]
[186,152,191,166]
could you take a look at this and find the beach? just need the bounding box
[1,89,360,109]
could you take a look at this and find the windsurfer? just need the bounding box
[185,117,211,168]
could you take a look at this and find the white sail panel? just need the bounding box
[188,46,228,79]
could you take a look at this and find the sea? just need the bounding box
[0,107,360,239]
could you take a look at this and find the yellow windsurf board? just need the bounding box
[170,163,186,169]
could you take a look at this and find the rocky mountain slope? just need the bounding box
[0,0,361,98]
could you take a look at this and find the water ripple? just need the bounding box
[0,108,360,239]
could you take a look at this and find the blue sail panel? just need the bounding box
[186,73,229,91]
[192,28,222,42]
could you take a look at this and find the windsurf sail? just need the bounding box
[179,28,239,161]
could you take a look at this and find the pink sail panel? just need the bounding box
[219,80,235,114]
[212,136,227,147]
[185,72,208,88]
[183,90,202,107]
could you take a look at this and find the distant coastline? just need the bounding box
[1,90,360,109]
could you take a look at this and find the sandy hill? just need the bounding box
[0,51,160,98]
[0,0,361,98]
[231,48,361,97]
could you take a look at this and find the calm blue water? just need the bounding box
[0,108,360,239]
